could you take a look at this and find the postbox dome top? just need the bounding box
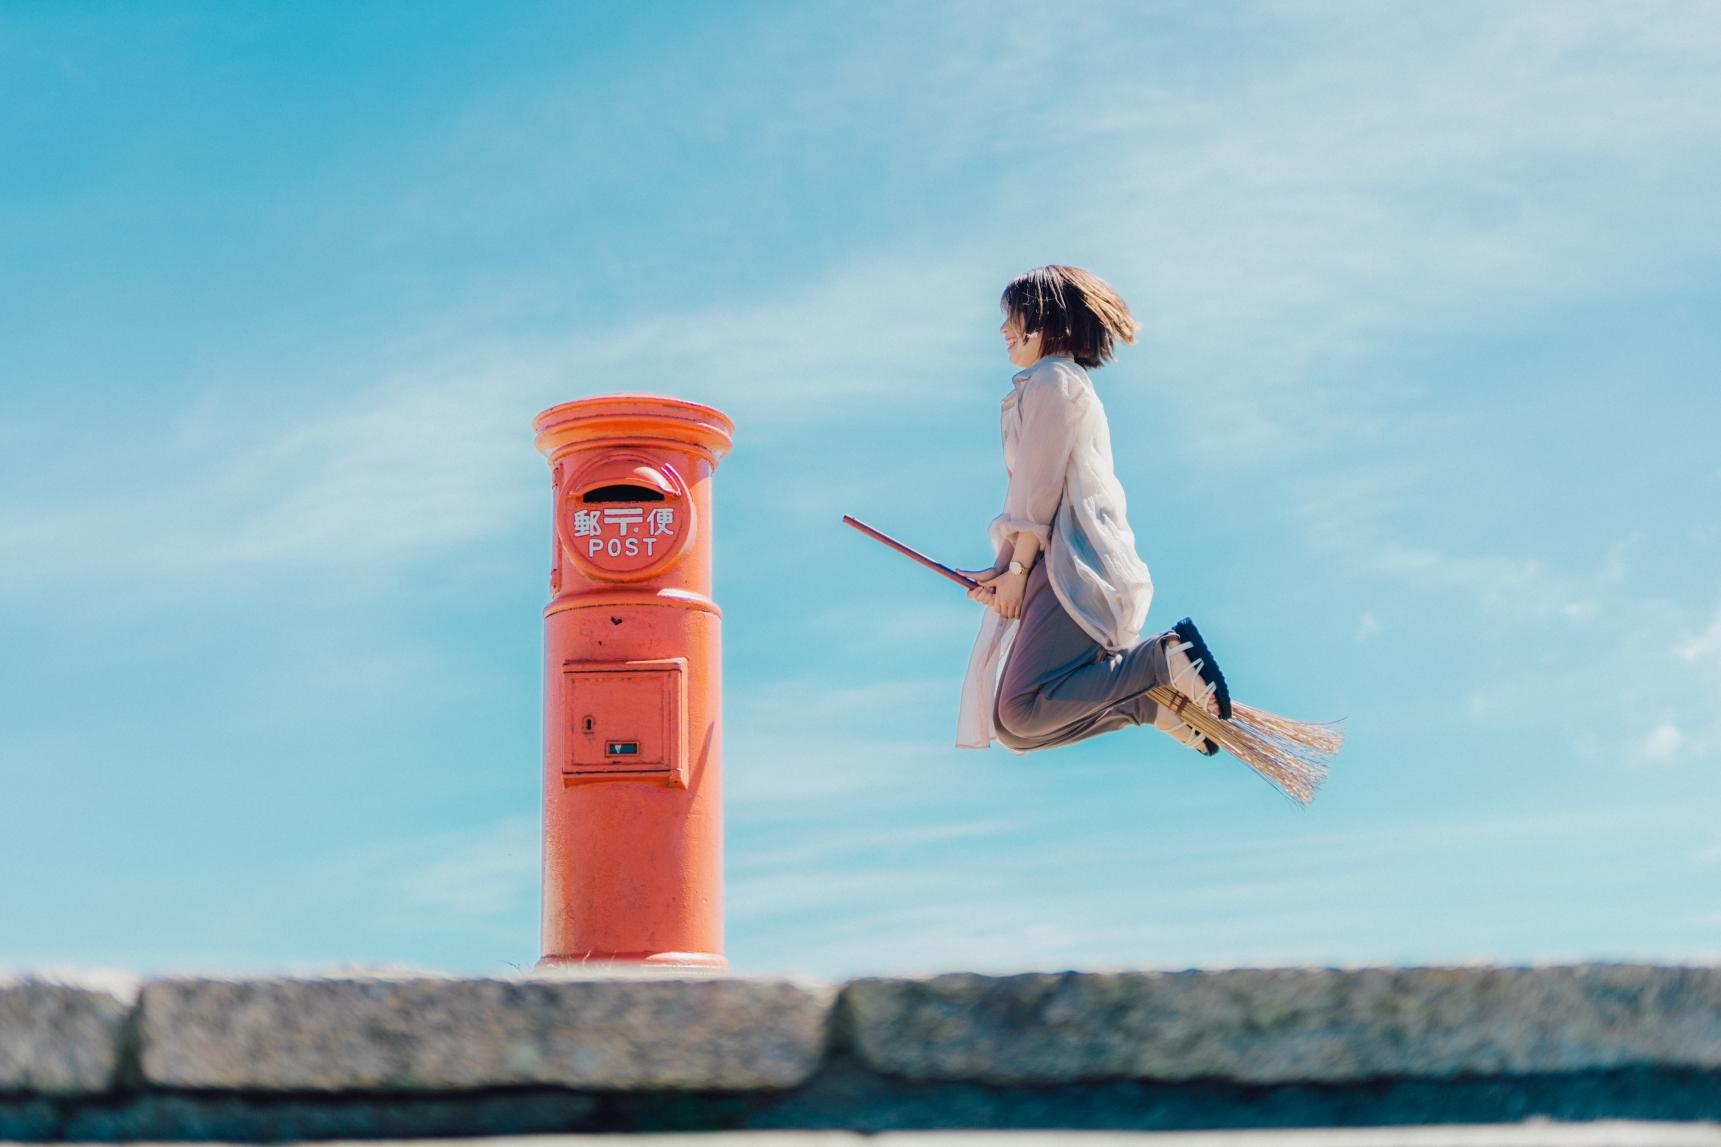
[534,394,733,461]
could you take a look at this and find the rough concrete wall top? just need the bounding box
[841,964,1721,1084]
[139,974,838,1091]
[3,962,1719,1098]
[0,972,138,1094]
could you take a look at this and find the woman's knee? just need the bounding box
[993,693,1031,747]
[996,691,1057,743]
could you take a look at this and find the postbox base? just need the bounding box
[532,950,729,977]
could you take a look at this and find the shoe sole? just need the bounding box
[1171,616,1232,720]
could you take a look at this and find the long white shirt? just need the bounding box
[955,354,1155,751]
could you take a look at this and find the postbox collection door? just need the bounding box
[560,657,688,787]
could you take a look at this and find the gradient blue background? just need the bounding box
[2,1,1717,978]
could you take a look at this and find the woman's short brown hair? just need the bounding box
[1000,265,1138,370]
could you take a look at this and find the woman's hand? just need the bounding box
[963,568,1000,608]
[964,567,1028,619]
[989,568,1027,618]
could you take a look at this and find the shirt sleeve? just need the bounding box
[988,374,1078,551]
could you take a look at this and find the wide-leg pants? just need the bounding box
[992,555,1175,752]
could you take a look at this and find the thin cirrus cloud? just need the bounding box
[9,6,1719,597]
[1043,3,1721,462]
[724,796,1706,977]
[0,250,994,595]
[48,22,1041,590]
[317,813,539,936]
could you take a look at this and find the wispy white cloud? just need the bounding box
[8,3,1718,601]
[320,814,538,932]
[800,602,980,650]
[1293,465,1639,623]
[1675,604,1721,665]
[1552,591,1721,771]
[1634,721,1685,764]
[1369,540,1613,622]
[733,799,1702,977]
[0,367,532,589]
[1630,601,1721,767]
[1031,3,1721,461]
[0,249,994,593]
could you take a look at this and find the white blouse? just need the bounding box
[955,354,1155,751]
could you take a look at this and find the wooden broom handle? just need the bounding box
[841,515,983,590]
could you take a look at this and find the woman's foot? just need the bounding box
[1162,636,1220,719]
[1152,702,1218,755]
[1167,617,1232,719]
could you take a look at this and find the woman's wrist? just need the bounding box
[995,533,1040,575]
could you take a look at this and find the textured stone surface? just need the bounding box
[139,974,838,1091]
[842,964,1721,1085]
[320,1126,1721,1143]
[9,1125,1721,1144]
[12,1065,1721,1137]
[51,1090,600,1142]
[0,971,137,1094]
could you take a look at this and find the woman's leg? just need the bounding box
[995,689,1158,752]
[993,557,1175,750]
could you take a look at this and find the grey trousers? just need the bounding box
[992,555,1174,752]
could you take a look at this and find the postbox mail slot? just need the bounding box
[561,657,688,787]
[582,484,666,503]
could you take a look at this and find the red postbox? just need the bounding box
[533,395,734,971]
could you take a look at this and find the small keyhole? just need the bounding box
[582,716,595,733]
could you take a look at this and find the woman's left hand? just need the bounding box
[977,564,1025,616]
[987,568,1028,619]
[965,569,1003,608]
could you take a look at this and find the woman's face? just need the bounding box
[1000,310,1043,368]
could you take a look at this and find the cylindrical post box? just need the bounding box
[533,395,734,971]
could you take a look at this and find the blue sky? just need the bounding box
[2,1,1718,979]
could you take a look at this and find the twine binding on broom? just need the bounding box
[1147,686,1343,807]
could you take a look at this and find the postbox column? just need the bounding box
[533,396,734,971]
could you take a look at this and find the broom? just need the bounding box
[842,514,1343,806]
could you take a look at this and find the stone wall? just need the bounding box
[2,963,1719,1140]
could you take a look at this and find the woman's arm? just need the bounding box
[975,376,1077,617]
[955,538,1016,582]
[989,375,1077,569]
[1008,529,1041,572]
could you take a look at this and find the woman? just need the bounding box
[954,265,1226,756]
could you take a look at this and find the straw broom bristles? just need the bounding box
[1146,686,1343,806]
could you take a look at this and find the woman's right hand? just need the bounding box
[960,567,1006,607]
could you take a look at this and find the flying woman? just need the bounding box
[954,265,1228,757]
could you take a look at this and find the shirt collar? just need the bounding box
[1003,354,1075,404]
